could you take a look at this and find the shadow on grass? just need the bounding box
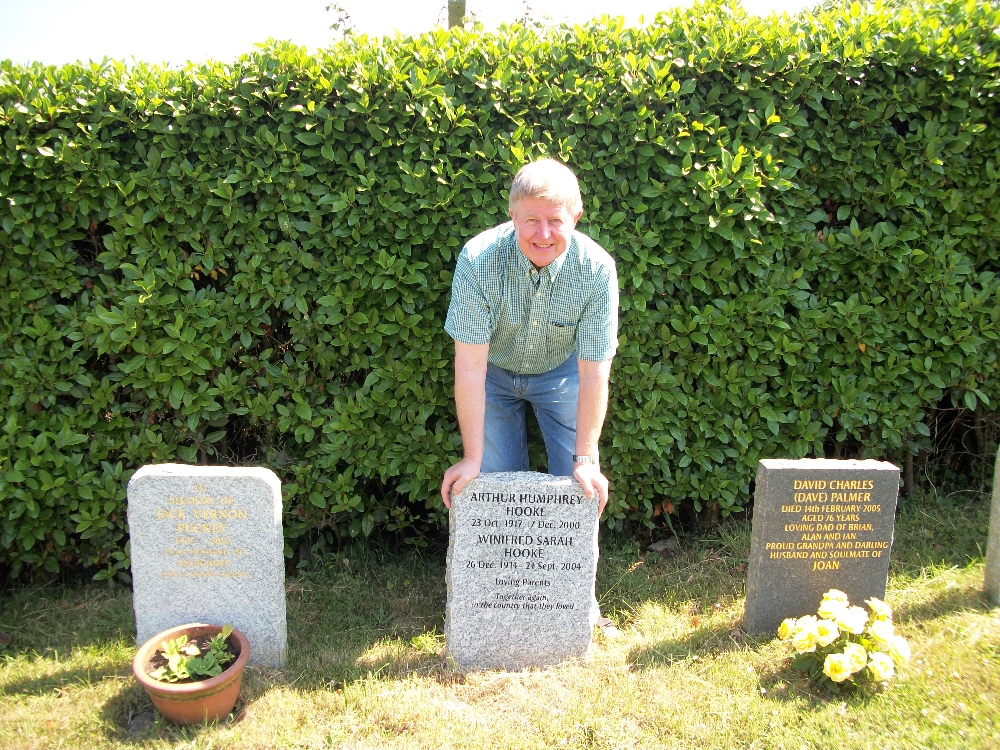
[264,550,458,690]
[97,676,255,745]
[756,663,884,708]
[626,618,766,670]
[0,581,136,661]
[890,490,990,575]
[0,662,131,697]
[894,578,994,623]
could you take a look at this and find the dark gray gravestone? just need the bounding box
[127,464,287,667]
[985,445,1000,605]
[445,472,600,670]
[743,458,900,634]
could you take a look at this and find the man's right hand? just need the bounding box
[441,457,481,508]
[443,341,489,509]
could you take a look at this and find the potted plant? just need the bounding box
[132,622,251,725]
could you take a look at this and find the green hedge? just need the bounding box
[2,0,998,579]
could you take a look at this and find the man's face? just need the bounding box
[509,197,582,269]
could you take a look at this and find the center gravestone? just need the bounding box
[127,464,287,667]
[743,458,900,634]
[445,472,600,670]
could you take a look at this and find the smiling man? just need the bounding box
[440,158,619,513]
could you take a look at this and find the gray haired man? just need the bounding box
[440,158,619,513]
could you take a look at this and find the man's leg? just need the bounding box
[525,355,612,630]
[482,362,530,473]
[526,354,578,477]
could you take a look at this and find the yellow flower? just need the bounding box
[791,616,819,653]
[886,634,911,664]
[868,651,895,682]
[869,618,895,644]
[823,652,853,683]
[833,605,869,635]
[778,618,797,640]
[844,642,868,672]
[822,589,850,605]
[815,619,840,647]
[865,597,893,620]
[817,600,846,620]
[818,589,850,620]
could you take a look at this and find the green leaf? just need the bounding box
[295,401,313,421]
[963,391,978,412]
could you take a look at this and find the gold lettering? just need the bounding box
[177,558,232,568]
[812,560,841,571]
[793,480,827,490]
[170,496,216,505]
[829,479,876,491]
[854,540,890,549]
[190,508,248,520]
[176,522,227,534]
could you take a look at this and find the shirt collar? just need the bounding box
[512,233,575,282]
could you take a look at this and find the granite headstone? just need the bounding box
[743,458,900,634]
[984,445,1000,605]
[445,472,600,670]
[128,464,287,667]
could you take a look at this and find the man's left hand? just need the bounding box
[574,462,609,516]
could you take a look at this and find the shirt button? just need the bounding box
[532,321,537,326]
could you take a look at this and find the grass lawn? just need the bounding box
[2,487,998,749]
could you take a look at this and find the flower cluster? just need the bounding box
[778,590,910,690]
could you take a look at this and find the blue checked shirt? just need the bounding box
[444,222,619,375]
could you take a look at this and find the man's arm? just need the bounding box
[440,340,490,508]
[574,357,613,515]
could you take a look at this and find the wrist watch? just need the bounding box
[573,454,599,464]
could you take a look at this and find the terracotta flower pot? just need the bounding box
[132,623,251,725]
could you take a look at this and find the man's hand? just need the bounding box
[442,341,489,509]
[441,456,481,509]
[574,461,609,516]
[574,357,612,516]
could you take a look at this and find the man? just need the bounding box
[440,158,619,513]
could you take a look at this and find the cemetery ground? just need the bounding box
[1,487,998,750]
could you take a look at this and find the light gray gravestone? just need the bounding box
[445,472,600,671]
[127,464,287,667]
[743,458,900,634]
[984,445,1000,605]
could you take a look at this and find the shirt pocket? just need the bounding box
[547,320,577,353]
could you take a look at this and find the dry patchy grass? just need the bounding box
[1,489,998,749]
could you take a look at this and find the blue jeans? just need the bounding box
[482,353,578,476]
